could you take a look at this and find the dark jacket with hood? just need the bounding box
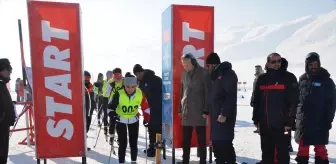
[295,67,336,145]
[0,77,16,127]
[209,61,238,140]
[138,69,162,128]
[279,57,299,128]
[252,64,298,134]
[251,67,265,107]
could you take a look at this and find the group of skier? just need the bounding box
[0,50,335,164]
[83,65,162,164]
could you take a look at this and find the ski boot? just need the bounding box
[104,127,108,142]
[315,157,329,164]
[288,145,294,152]
[146,148,155,157]
[144,144,155,157]
[109,137,114,146]
[295,156,309,164]
[98,120,102,127]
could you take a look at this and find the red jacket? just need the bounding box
[137,91,150,121]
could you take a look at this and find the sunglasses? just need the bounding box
[270,60,281,64]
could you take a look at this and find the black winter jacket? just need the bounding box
[294,68,336,145]
[0,77,16,127]
[252,68,299,133]
[85,83,95,115]
[209,62,238,141]
[138,70,162,127]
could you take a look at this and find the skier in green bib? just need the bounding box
[107,74,150,164]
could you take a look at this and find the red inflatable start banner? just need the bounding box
[28,1,86,159]
[162,5,214,148]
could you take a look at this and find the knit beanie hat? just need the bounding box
[280,57,288,71]
[305,52,320,73]
[124,76,137,86]
[205,52,221,64]
[133,64,144,74]
[305,52,320,64]
[106,70,113,77]
[125,72,132,77]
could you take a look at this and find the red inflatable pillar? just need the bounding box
[162,4,214,163]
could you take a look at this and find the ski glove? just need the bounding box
[143,120,149,127]
[107,109,119,120]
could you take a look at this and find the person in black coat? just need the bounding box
[133,64,162,157]
[279,57,299,152]
[255,57,299,164]
[0,58,16,164]
[93,73,104,126]
[294,52,336,164]
[84,71,95,133]
[206,52,238,164]
[252,53,298,164]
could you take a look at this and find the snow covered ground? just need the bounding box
[7,91,336,164]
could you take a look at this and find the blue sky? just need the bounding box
[90,0,336,34]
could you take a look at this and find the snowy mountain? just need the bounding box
[215,9,336,86]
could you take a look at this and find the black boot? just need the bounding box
[109,137,113,145]
[104,127,108,135]
[146,146,155,157]
[315,156,329,164]
[295,156,309,164]
[288,145,294,152]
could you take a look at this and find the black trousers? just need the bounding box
[260,129,290,164]
[116,121,139,163]
[86,105,95,133]
[0,126,9,164]
[148,121,162,148]
[96,96,104,119]
[108,112,116,137]
[182,126,206,164]
[102,97,109,134]
[212,140,236,164]
[287,130,292,147]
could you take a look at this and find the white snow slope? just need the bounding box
[220,10,336,88]
[7,9,336,164]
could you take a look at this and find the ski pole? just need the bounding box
[93,125,102,148]
[108,121,117,164]
[108,144,113,164]
[145,126,148,164]
[90,104,103,129]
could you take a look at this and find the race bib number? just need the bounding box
[121,105,139,114]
